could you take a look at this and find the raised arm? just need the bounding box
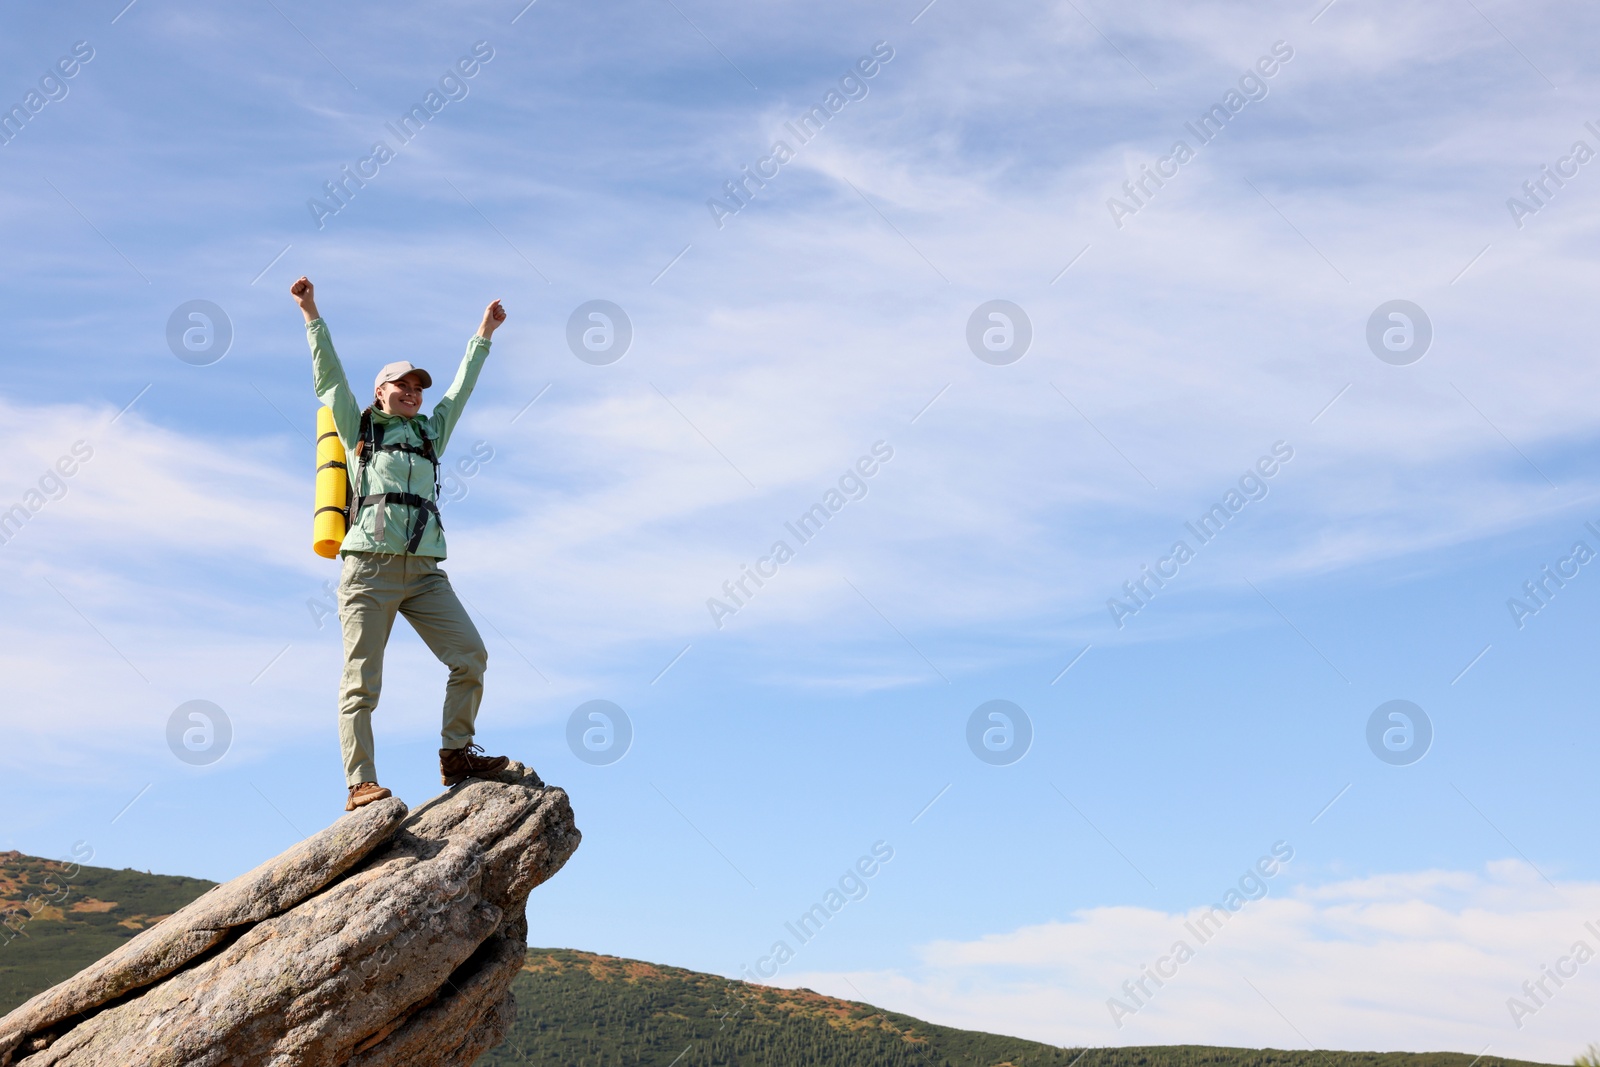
[293,276,362,447]
[427,299,504,454]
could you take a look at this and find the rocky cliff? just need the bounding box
[0,762,579,1067]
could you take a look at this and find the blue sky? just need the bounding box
[3,0,1600,1058]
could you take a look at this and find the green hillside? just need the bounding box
[0,855,1569,1067]
[485,948,1561,1067]
[0,850,216,1014]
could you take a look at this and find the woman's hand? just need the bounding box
[291,276,320,323]
[478,299,506,339]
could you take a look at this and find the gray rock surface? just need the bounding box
[0,763,579,1067]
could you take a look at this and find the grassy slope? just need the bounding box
[0,850,216,1014]
[0,856,1567,1067]
[484,948,1561,1067]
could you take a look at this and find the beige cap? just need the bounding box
[374,361,433,393]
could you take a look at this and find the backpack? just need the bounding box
[345,406,445,553]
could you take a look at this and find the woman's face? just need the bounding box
[376,372,426,417]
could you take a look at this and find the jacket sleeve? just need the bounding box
[426,335,491,456]
[307,318,363,448]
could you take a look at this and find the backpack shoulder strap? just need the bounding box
[414,420,439,465]
[346,407,375,523]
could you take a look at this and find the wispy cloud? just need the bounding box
[784,861,1599,1060]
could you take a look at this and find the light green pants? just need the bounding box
[336,552,487,786]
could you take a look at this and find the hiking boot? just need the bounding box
[440,743,510,786]
[346,782,392,812]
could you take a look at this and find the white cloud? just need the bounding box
[782,860,1600,1061]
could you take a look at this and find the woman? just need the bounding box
[291,275,512,811]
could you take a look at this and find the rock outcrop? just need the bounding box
[0,762,579,1067]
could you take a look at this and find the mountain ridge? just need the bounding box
[488,946,1565,1067]
[0,852,1569,1067]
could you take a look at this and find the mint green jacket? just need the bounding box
[306,317,491,558]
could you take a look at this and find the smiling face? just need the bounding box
[375,372,426,417]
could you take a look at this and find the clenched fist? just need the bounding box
[291,276,319,323]
[478,299,506,339]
